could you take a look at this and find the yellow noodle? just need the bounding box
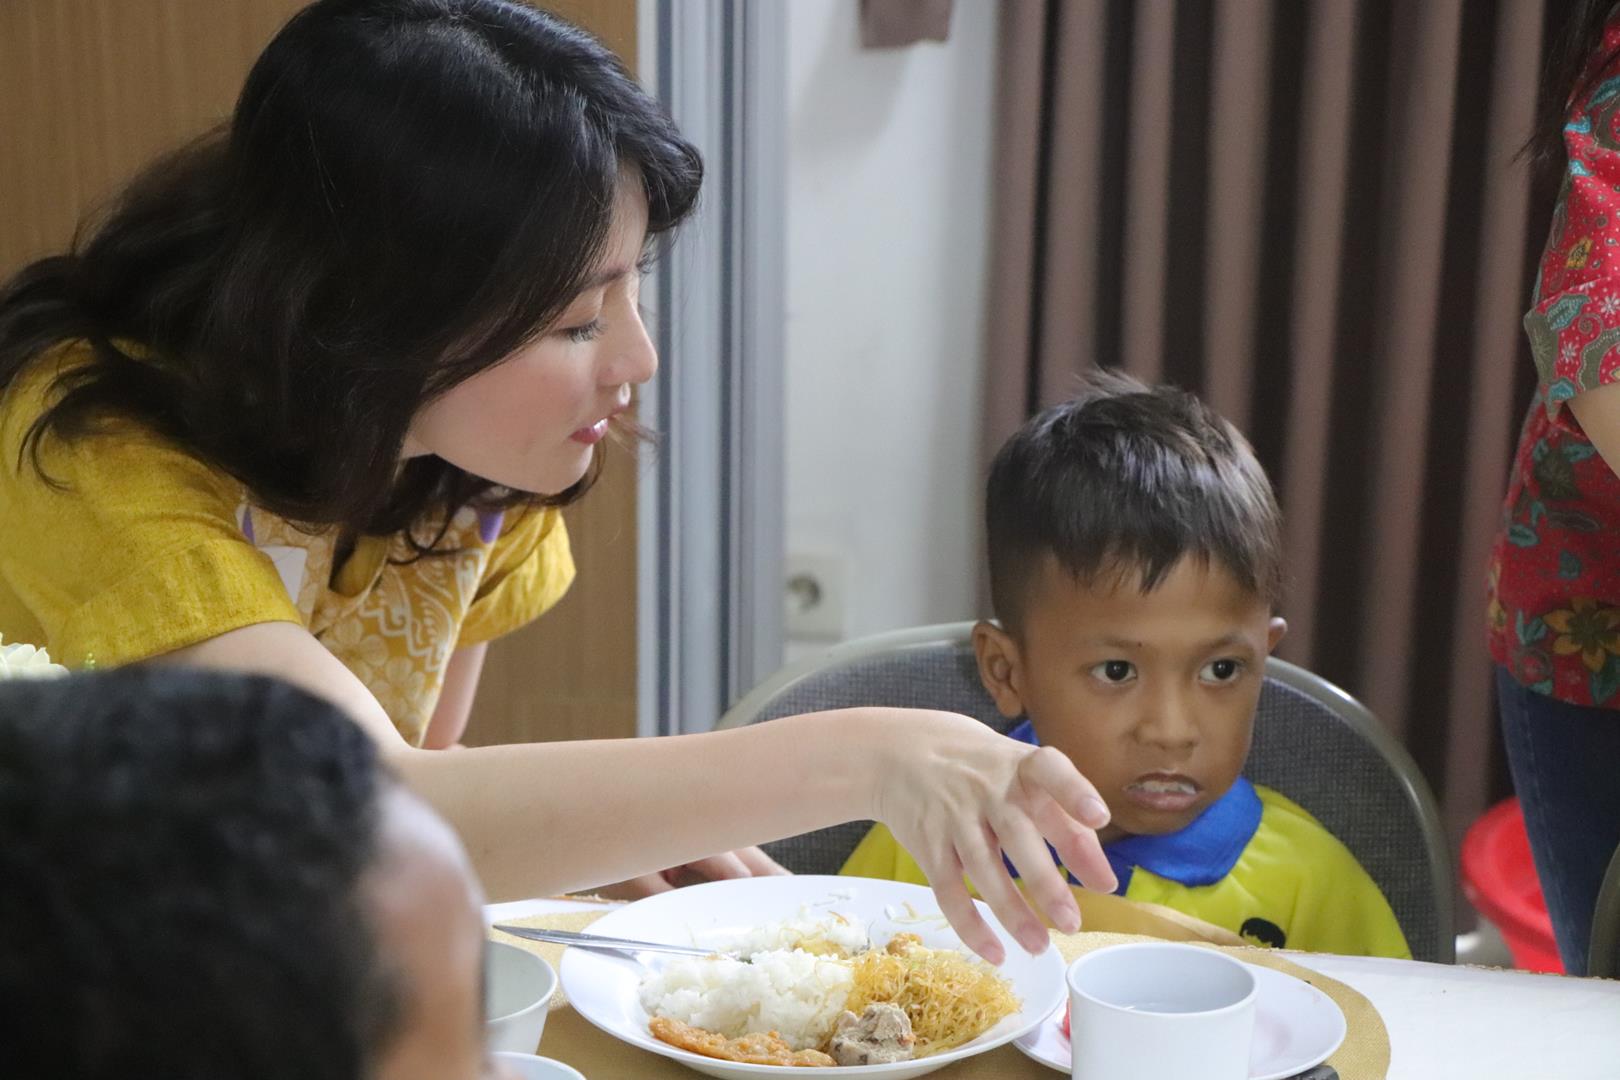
[843,940,1020,1058]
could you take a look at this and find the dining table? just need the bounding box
[486,897,1620,1080]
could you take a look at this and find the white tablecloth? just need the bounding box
[486,899,1620,1079]
[1291,952,1620,1079]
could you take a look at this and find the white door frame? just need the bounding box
[637,0,786,736]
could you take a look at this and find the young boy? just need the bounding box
[842,371,1410,959]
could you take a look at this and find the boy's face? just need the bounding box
[975,556,1286,844]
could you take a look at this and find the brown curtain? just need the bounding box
[985,0,1572,850]
[860,0,954,47]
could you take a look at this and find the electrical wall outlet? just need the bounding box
[784,552,848,641]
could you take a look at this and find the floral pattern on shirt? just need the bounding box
[1488,16,1620,708]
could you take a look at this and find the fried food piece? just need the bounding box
[885,932,924,955]
[649,1016,837,1068]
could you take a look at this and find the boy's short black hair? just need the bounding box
[986,369,1283,630]
[0,668,401,1080]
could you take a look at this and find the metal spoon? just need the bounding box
[492,925,734,960]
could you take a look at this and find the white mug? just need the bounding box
[1068,942,1257,1080]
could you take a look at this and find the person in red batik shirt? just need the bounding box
[1488,0,1620,976]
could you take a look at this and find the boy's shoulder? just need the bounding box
[1245,783,1368,877]
[1252,783,1328,826]
[1240,783,1411,959]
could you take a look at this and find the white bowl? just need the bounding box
[486,940,557,1054]
[492,1051,586,1080]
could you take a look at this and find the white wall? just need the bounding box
[783,0,997,652]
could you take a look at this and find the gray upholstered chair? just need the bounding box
[1590,843,1620,978]
[720,622,1456,963]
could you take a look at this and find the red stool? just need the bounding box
[1460,798,1563,973]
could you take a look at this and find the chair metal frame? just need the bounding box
[721,621,1456,962]
[1591,843,1620,978]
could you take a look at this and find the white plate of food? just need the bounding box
[559,875,1066,1079]
[1013,961,1347,1079]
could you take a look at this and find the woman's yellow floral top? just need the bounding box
[0,348,574,744]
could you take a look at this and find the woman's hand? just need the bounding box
[596,846,791,898]
[868,710,1115,964]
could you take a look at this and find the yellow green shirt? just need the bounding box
[841,724,1411,959]
[0,348,575,745]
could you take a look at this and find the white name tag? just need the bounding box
[260,545,308,604]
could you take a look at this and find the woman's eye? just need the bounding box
[1200,658,1243,684]
[1090,660,1136,685]
[564,319,605,343]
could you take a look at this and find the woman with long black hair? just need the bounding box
[0,0,1115,963]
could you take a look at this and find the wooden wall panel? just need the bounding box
[0,1,308,272]
[473,447,640,746]
[0,0,642,746]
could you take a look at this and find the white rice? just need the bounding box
[639,949,855,1050]
[714,914,870,959]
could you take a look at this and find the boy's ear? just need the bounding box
[972,620,1027,719]
[1267,617,1288,654]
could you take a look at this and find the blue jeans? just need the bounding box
[1495,666,1620,975]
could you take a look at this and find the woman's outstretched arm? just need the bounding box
[164,621,1115,963]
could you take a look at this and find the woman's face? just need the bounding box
[404,179,656,494]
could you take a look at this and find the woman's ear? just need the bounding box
[972,620,1028,719]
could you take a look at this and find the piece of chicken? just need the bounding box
[828,1003,918,1066]
[885,933,924,955]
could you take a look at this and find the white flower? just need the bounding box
[1601,294,1620,317]
[0,636,70,680]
